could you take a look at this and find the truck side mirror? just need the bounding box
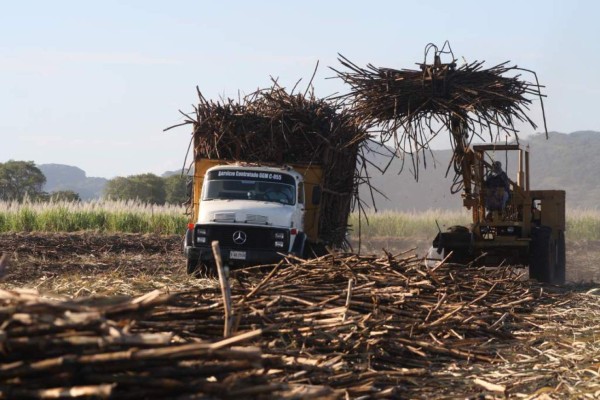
[312,186,322,205]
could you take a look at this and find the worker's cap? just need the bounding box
[492,161,502,169]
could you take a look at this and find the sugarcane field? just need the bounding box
[2,33,600,400]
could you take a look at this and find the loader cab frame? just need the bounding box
[432,143,566,284]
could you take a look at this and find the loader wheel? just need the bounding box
[555,230,566,284]
[530,226,561,284]
[530,226,550,282]
[434,226,471,263]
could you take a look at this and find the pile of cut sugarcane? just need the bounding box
[5,249,596,399]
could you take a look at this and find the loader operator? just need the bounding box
[484,161,510,213]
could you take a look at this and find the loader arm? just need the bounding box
[449,115,473,197]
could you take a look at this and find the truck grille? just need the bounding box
[194,225,289,250]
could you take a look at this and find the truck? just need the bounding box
[184,159,325,275]
[166,83,362,275]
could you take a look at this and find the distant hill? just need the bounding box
[39,164,108,200]
[38,131,600,208]
[38,165,184,200]
[527,131,600,209]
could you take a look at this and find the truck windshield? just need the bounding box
[203,172,296,205]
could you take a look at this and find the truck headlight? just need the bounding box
[274,232,285,239]
[274,241,284,248]
[197,237,207,244]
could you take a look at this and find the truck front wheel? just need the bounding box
[184,228,201,276]
[186,256,199,275]
[303,241,328,259]
[291,233,307,258]
[186,258,215,277]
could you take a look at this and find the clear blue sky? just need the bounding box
[1,0,598,178]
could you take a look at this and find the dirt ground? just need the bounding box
[0,232,597,297]
[0,232,191,297]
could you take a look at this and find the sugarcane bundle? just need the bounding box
[333,43,547,180]
[185,84,365,166]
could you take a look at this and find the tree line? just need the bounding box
[0,160,188,205]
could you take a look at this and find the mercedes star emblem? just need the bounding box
[232,231,247,245]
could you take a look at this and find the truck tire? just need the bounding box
[186,258,216,278]
[530,226,557,284]
[304,241,328,259]
[291,233,307,258]
[186,256,199,276]
[184,228,201,276]
[184,228,193,250]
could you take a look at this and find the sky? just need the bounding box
[1,0,599,179]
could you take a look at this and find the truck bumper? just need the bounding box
[185,244,285,267]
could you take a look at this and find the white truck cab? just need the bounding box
[184,163,320,274]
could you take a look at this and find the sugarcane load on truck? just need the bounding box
[167,84,368,275]
[334,42,565,284]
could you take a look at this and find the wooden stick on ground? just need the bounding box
[0,253,9,280]
[212,241,232,337]
[342,278,354,322]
